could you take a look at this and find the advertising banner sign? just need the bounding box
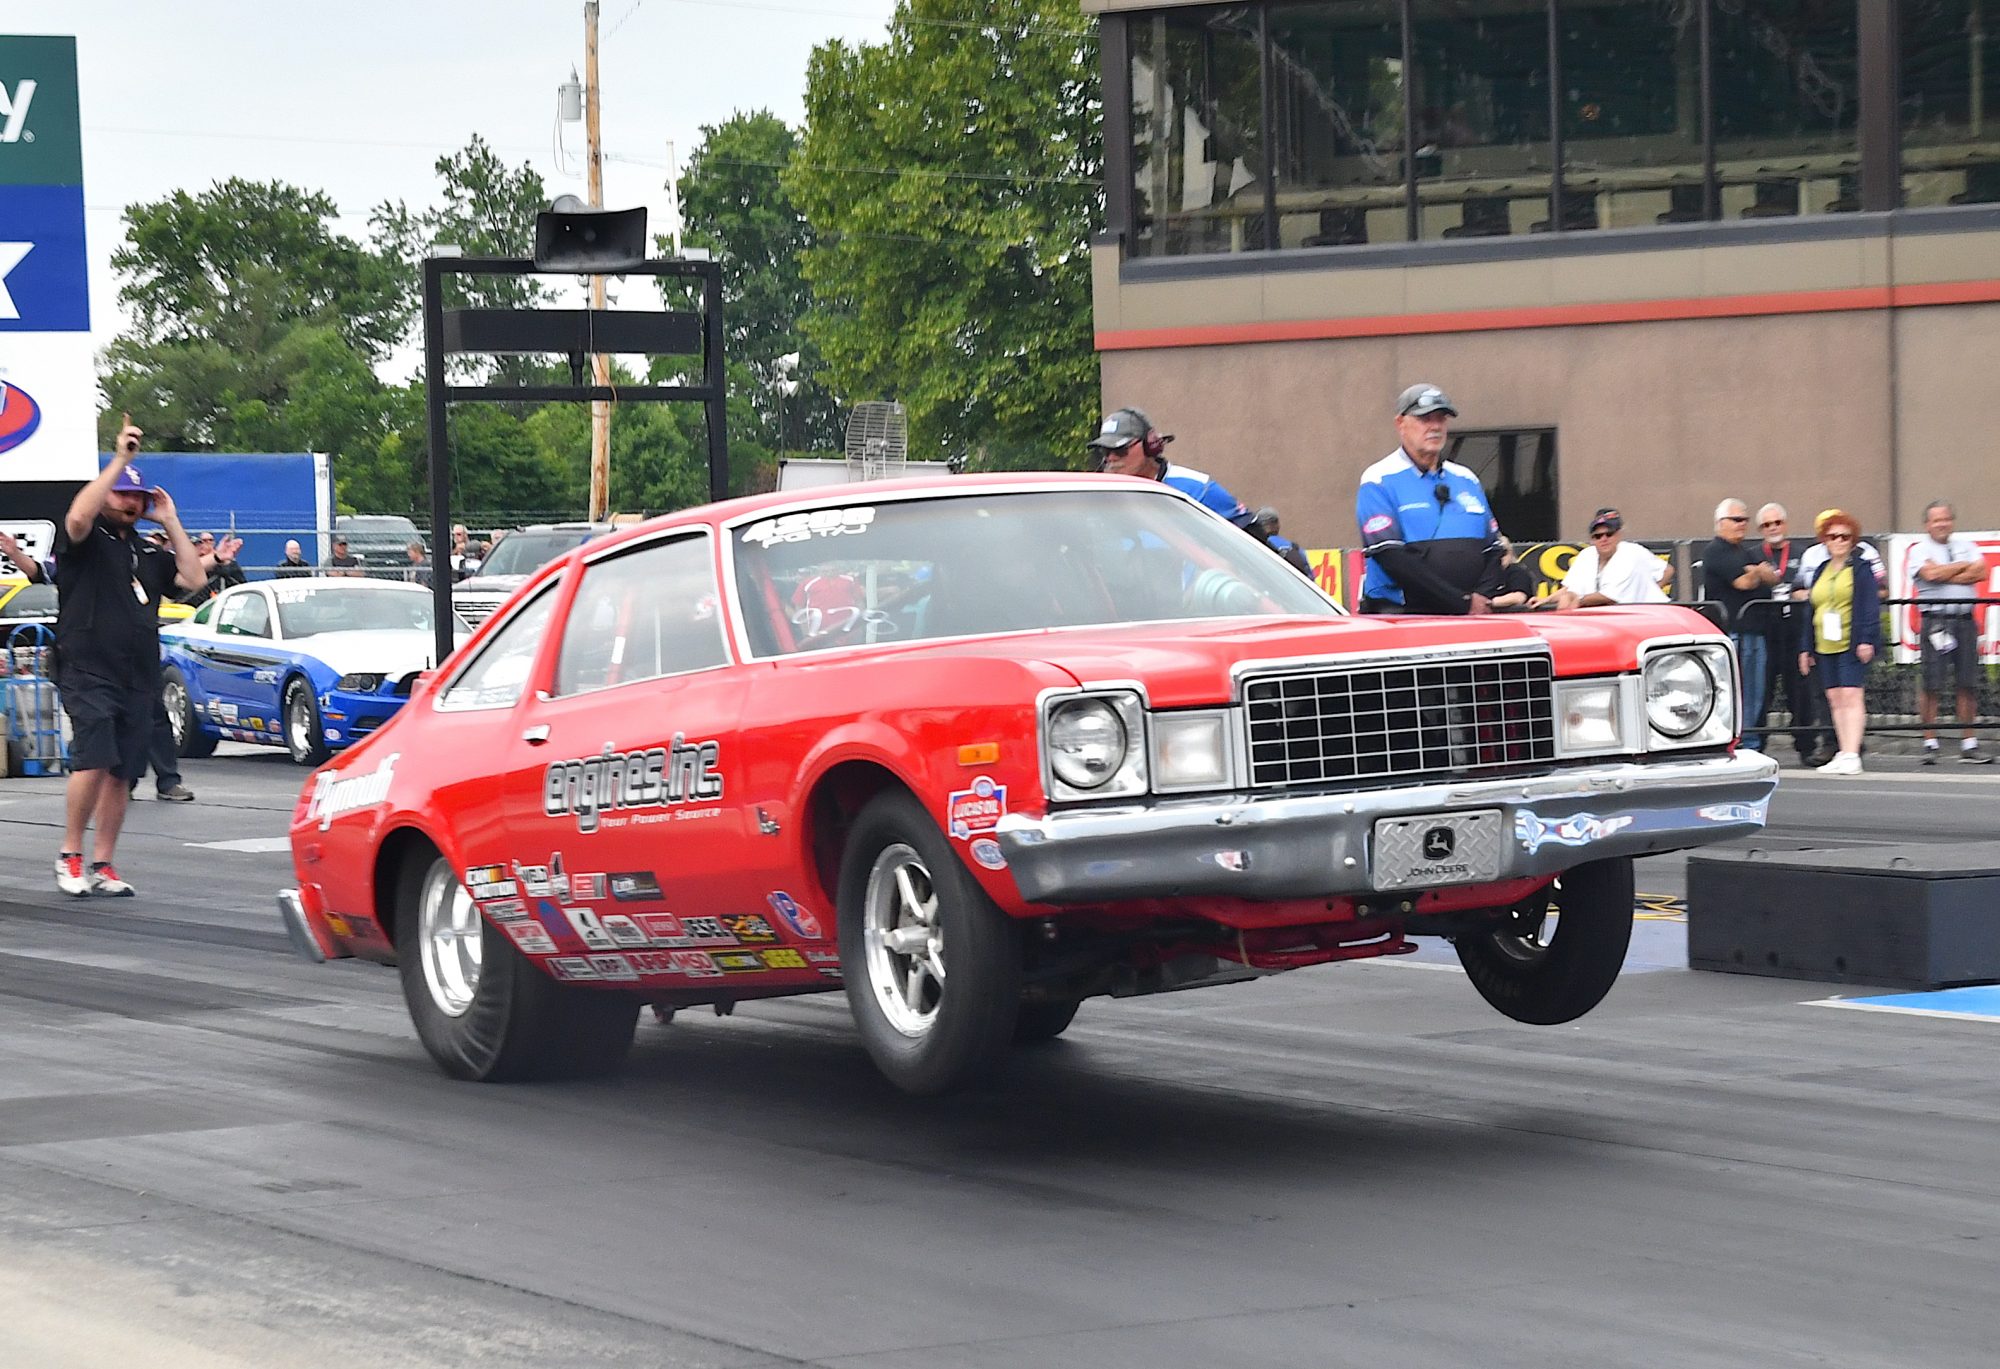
[1,34,94,495]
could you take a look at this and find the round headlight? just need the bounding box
[1646,652,1715,737]
[1048,698,1129,790]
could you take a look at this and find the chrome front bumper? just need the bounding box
[995,751,1780,905]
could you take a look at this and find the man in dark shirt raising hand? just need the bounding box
[53,418,206,896]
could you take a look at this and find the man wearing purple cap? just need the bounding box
[51,418,205,896]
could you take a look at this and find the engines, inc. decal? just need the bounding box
[543,735,723,834]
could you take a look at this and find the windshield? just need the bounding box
[337,517,421,544]
[731,487,1336,657]
[2,583,57,618]
[477,530,597,578]
[272,584,461,638]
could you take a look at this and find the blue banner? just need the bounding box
[0,181,89,332]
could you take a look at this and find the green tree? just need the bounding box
[676,111,843,455]
[373,135,553,317]
[787,0,1102,468]
[111,178,407,360]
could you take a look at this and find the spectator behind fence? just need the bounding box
[1754,504,1827,766]
[273,539,313,579]
[1557,508,1670,609]
[325,536,362,576]
[1798,509,1879,776]
[1909,499,1992,765]
[1700,499,1779,751]
[404,540,433,588]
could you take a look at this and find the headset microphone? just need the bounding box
[1435,481,1451,507]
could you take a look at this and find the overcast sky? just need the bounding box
[18,0,899,358]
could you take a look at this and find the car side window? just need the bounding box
[191,598,217,626]
[218,592,270,638]
[554,534,726,697]
[436,587,559,712]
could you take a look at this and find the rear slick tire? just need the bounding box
[1455,856,1635,1026]
[396,852,637,1081]
[838,790,1022,1095]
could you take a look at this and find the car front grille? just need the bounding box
[455,596,503,626]
[1243,651,1555,789]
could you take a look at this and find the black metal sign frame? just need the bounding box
[419,254,726,663]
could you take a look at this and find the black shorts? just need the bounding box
[58,662,155,779]
[1920,615,1980,692]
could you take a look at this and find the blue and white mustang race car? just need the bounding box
[160,578,466,765]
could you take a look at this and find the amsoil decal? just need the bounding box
[946,775,1007,839]
[766,891,822,939]
[306,752,398,830]
[543,736,723,833]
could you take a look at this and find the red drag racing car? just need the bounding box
[280,475,1778,1093]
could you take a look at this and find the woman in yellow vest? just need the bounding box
[1797,509,1880,775]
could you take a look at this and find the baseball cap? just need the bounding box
[1589,507,1623,534]
[109,465,158,495]
[1252,506,1280,528]
[1086,408,1152,451]
[1396,384,1457,418]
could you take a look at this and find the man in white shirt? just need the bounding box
[1908,499,1992,764]
[1558,508,1672,608]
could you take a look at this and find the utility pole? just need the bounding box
[584,0,611,522]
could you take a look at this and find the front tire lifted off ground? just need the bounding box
[838,790,1023,1094]
[1455,855,1635,1026]
[396,851,638,1081]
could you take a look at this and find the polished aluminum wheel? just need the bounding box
[287,690,314,757]
[418,861,483,1017]
[163,677,188,750]
[862,842,946,1037]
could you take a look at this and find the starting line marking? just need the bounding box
[1807,985,2000,1024]
[184,837,292,853]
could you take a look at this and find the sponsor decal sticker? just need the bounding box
[600,914,652,948]
[609,870,664,902]
[720,913,778,945]
[543,736,723,834]
[547,956,599,981]
[625,951,678,974]
[466,865,519,900]
[666,950,722,978]
[501,920,559,955]
[482,897,529,922]
[305,752,398,831]
[588,953,640,982]
[513,861,557,898]
[680,916,737,947]
[570,872,607,901]
[741,506,876,547]
[1362,514,1394,536]
[759,948,807,970]
[969,837,1006,870]
[804,948,841,965]
[710,950,766,974]
[633,911,689,946]
[946,775,1007,839]
[765,891,822,939]
[563,906,616,950]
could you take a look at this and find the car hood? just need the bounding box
[454,573,529,595]
[854,606,1716,708]
[291,629,464,678]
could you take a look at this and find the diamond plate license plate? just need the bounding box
[1371,810,1504,890]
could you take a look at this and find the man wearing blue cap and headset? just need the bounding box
[1355,384,1505,614]
[50,416,206,897]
